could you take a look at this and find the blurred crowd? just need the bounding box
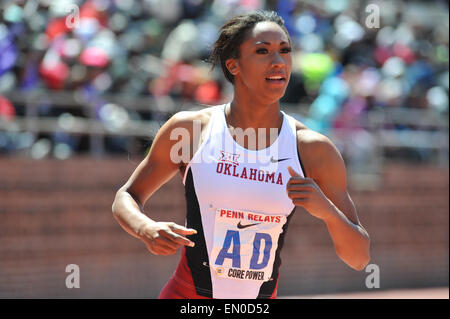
[0,0,448,159]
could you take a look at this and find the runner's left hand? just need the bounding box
[286,166,334,221]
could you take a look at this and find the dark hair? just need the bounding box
[209,10,290,84]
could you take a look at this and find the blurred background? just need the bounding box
[0,0,448,298]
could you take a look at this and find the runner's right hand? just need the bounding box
[139,222,197,255]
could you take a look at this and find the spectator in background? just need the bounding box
[1,0,448,108]
[0,0,448,158]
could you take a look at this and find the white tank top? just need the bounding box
[181,103,304,299]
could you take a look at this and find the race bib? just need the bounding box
[210,208,286,282]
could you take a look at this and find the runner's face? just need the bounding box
[228,21,292,102]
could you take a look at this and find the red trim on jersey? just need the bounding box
[269,277,278,299]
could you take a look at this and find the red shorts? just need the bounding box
[158,247,211,299]
[159,275,212,299]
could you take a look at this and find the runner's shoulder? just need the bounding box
[292,120,333,150]
[166,105,216,133]
[291,119,343,172]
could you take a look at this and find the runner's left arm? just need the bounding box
[287,131,370,270]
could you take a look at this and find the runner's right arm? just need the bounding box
[112,112,200,255]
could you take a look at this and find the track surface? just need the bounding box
[280,287,449,299]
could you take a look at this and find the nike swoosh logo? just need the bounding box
[270,156,290,163]
[237,221,261,229]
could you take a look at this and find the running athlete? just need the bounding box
[112,10,370,299]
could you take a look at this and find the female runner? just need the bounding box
[112,10,370,299]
